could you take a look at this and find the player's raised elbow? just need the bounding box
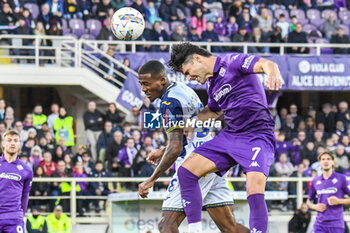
[254,58,277,74]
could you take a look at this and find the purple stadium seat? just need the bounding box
[303,24,317,34]
[307,9,321,21]
[339,24,350,35]
[69,19,87,37]
[210,8,225,18]
[185,7,191,17]
[24,3,39,19]
[218,35,230,42]
[80,34,96,40]
[311,19,324,28]
[321,9,337,20]
[86,19,102,38]
[63,33,78,39]
[315,38,333,54]
[145,21,152,30]
[61,19,70,35]
[176,8,186,19]
[161,21,171,35]
[339,11,350,26]
[92,5,97,15]
[290,9,308,24]
[275,9,289,20]
[171,21,184,31]
[266,9,273,19]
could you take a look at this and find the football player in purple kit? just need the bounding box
[0,130,33,233]
[307,151,350,233]
[168,42,282,233]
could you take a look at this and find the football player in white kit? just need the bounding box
[138,60,249,233]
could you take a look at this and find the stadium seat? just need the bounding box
[63,33,78,39]
[61,19,71,35]
[210,8,225,18]
[339,11,350,26]
[290,9,308,24]
[80,34,96,40]
[303,24,317,34]
[69,19,88,38]
[315,38,333,54]
[145,21,152,30]
[321,9,337,20]
[161,21,171,35]
[339,24,350,35]
[275,9,289,20]
[311,19,324,28]
[24,3,39,19]
[171,21,184,31]
[86,19,102,38]
[218,35,230,42]
[307,9,321,21]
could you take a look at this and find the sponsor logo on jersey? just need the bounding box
[0,172,22,181]
[242,55,255,69]
[249,161,260,167]
[213,84,232,102]
[162,101,171,106]
[316,187,338,195]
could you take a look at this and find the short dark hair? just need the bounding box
[168,42,211,73]
[139,60,167,78]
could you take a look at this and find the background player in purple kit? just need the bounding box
[307,151,350,233]
[168,42,282,233]
[0,130,33,233]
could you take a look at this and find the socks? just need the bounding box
[177,166,202,225]
[247,193,268,233]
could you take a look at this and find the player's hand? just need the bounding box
[328,196,342,206]
[265,73,282,91]
[138,179,155,198]
[314,203,327,212]
[147,149,164,165]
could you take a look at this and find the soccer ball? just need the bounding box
[111,7,145,41]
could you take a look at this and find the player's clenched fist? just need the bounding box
[328,196,341,206]
[314,203,327,212]
[138,179,155,198]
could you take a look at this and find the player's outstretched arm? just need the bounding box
[253,58,282,91]
[306,199,327,212]
[139,129,184,198]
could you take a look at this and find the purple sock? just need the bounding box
[247,193,268,233]
[177,166,202,224]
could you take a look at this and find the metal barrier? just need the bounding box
[30,176,313,225]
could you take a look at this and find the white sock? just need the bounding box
[188,222,202,233]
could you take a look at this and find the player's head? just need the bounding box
[168,42,212,84]
[318,151,335,171]
[2,130,21,156]
[138,60,169,101]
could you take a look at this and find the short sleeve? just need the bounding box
[342,175,350,196]
[308,180,317,201]
[207,95,221,112]
[160,98,184,134]
[229,53,261,74]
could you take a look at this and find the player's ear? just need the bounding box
[193,54,202,63]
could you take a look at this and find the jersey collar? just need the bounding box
[321,171,335,180]
[160,82,176,100]
[213,56,222,74]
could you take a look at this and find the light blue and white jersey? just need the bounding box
[160,82,212,170]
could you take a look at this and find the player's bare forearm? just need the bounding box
[149,129,183,182]
[197,105,223,121]
[253,58,279,75]
[306,199,315,210]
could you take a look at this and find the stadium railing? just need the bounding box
[31,176,313,225]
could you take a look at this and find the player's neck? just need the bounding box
[4,153,18,163]
[322,169,333,180]
[207,56,218,77]
[160,82,171,98]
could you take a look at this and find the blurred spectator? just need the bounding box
[46,0,64,19]
[342,135,350,155]
[225,16,238,38]
[289,15,298,32]
[228,0,243,18]
[0,100,6,122]
[287,23,309,54]
[301,141,317,164]
[316,103,336,133]
[33,104,47,130]
[130,0,146,18]
[159,0,183,22]
[96,0,113,21]
[15,121,27,145]
[257,7,273,37]
[39,151,58,176]
[288,202,311,233]
[147,21,169,52]
[97,121,114,162]
[47,103,59,131]
[313,129,326,148]
[106,130,123,173]
[89,161,110,212]
[237,7,258,33]
[73,161,89,216]
[53,107,75,148]
[64,153,74,171]
[288,163,308,210]
[331,27,350,54]
[22,137,36,157]
[98,46,120,83]
[201,21,224,53]
[83,101,103,161]
[170,24,187,41]
[334,144,349,172]
[106,103,122,130]
[145,0,161,25]
[23,8,36,30]
[78,0,92,19]
[118,138,138,177]
[191,7,206,38]
[47,205,72,233]
[4,114,15,130]
[214,16,226,36]
[121,121,133,138]
[276,14,289,40]
[270,26,283,53]
[0,3,17,26]
[20,153,34,169]
[290,104,303,127]
[47,19,62,35]
[317,0,334,10]
[187,25,201,41]
[14,16,33,49]
[64,0,83,20]
[98,17,117,40]
[111,0,125,10]
[244,0,258,17]
[132,130,142,150]
[275,131,292,159]
[53,145,64,162]
[124,106,140,129]
[29,145,44,168]
[231,24,253,52]
[251,26,269,53]
[82,151,95,174]
[30,166,49,208]
[26,206,48,233]
[335,101,350,132]
[321,12,339,40]
[282,0,298,9]
[37,4,53,32]
[133,148,154,177]
[335,120,346,136]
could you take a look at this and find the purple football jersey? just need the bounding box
[207,53,274,135]
[308,172,350,228]
[0,155,33,220]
